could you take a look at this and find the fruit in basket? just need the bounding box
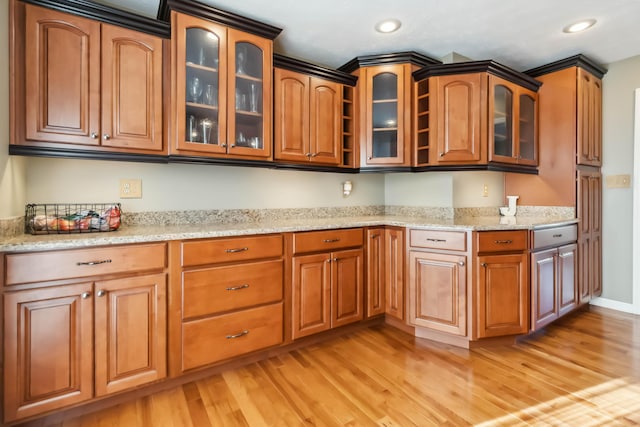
[101,205,121,230]
[57,217,76,231]
[30,215,58,231]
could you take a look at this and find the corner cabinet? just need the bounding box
[11,1,166,155]
[365,227,405,320]
[170,11,273,159]
[413,61,541,171]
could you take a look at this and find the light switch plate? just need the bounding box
[606,174,631,189]
[120,179,142,198]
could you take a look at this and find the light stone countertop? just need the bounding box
[0,215,578,253]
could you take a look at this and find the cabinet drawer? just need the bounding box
[183,260,283,318]
[182,302,283,370]
[410,229,466,251]
[5,243,167,286]
[531,225,577,250]
[182,234,283,267]
[477,230,528,252]
[293,228,363,254]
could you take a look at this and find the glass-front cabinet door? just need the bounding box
[518,93,537,165]
[172,12,272,158]
[363,64,409,166]
[491,82,514,161]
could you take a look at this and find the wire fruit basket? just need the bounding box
[25,203,122,235]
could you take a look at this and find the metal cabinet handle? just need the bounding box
[231,144,236,147]
[90,132,98,139]
[367,156,372,160]
[458,261,465,267]
[97,289,106,297]
[226,284,250,291]
[77,259,112,266]
[102,134,110,140]
[225,247,248,253]
[311,153,318,157]
[226,330,249,339]
[323,239,340,243]
[81,291,91,299]
[481,263,488,267]
[371,234,380,238]
[426,238,446,243]
[221,143,228,148]
[333,257,339,262]
[553,234,563,238]
[439,152,444,157]
[494,240,513,244]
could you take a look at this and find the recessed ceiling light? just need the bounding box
[563,19,597,33]
[375,19,401,34]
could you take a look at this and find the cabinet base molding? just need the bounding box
[414,327,518,349]
[384,315,414,335]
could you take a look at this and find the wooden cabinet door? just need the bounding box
[385,227,405,320]
[25,4,100,145]
[274,68,309,161]
[332,249,364,327]
[101,24,164,152]
[365,228,385,318]
[309,77,341,164]
[531,248,558,330]
[409,251,467,336]
[558,243,578,316]
[590,173,602,297]
[432,73,485,164]
[477,253,528,337]
[227,28,272,159]
[577,68,603,166]
[3,284,93,423]
[292,253,331,339]
[577,170,601,303]
[94,274,167,396]
[362,64,411,166]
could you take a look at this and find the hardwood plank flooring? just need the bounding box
[23,307,640,426]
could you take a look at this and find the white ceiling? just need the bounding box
[98,0,640,71]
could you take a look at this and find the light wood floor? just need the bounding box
[26,307,640,426]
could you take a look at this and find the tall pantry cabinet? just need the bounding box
[505,55,606,304]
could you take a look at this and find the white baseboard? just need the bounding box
[590,297,640,315]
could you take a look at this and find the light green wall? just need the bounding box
[0,1,27,218]
[601,54,640,304]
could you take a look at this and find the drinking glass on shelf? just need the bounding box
[235,88,247,111]
[187,115,199,142]
[236,45,247,75]
[188,77,203,103]
[201,119,213,144]
[204,84,217,106]
[249,83,259,112]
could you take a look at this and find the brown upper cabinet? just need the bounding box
[273,56,356,167]
[170,11,274,159]
[413,61,541,172]
[10,1,166,156]
[339,53,440,170]
[577,68,603,166]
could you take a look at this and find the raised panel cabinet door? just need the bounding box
[3,283,93,423]
[101,24,164,152]
[292,253,331,339]
[577,68,603,166]
[94,274,167,396]
[558,243,578,316]
[477,253,528,338]
[25,4,100,145]
[309,77,341,164]
[432,73,484,164]
[408,251,467,336]
[531,248,558,331]
[274,68,310,161]
[385,228,405,320]
[365,228,385,318]
[332,249,364,327]
[172,12,228,155]
[227,28,273,158]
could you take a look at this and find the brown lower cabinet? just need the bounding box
[3,243,168,423]
[291,228,364,339]
[365,227,405,320]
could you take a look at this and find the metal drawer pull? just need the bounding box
[226,330,249,339]
[226,284,250,291]
[225,247,249,253]
[481,263,488,267]
[97,289,106,297]
[77,259,112,266]
[458,261,465,267]
[553,234,563,238]
[323,239,340,243]
[426,238,447,243]
[81,291,91,299]
[494,240,513,244]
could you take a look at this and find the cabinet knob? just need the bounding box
[81,291,91,299]
[439,152,444,157]
[102,134,110,140]
[306,153,312,158]
[481,263,488,268]
[367,156,372,160]
[311,153,318,157]
[97,289,106,297]
[458,261,465,267]
[221,143,228,148]
[90,132,98,139]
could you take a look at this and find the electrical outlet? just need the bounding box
[606,174,631,189]
[482,184,489,197]
[119,179,142,198]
